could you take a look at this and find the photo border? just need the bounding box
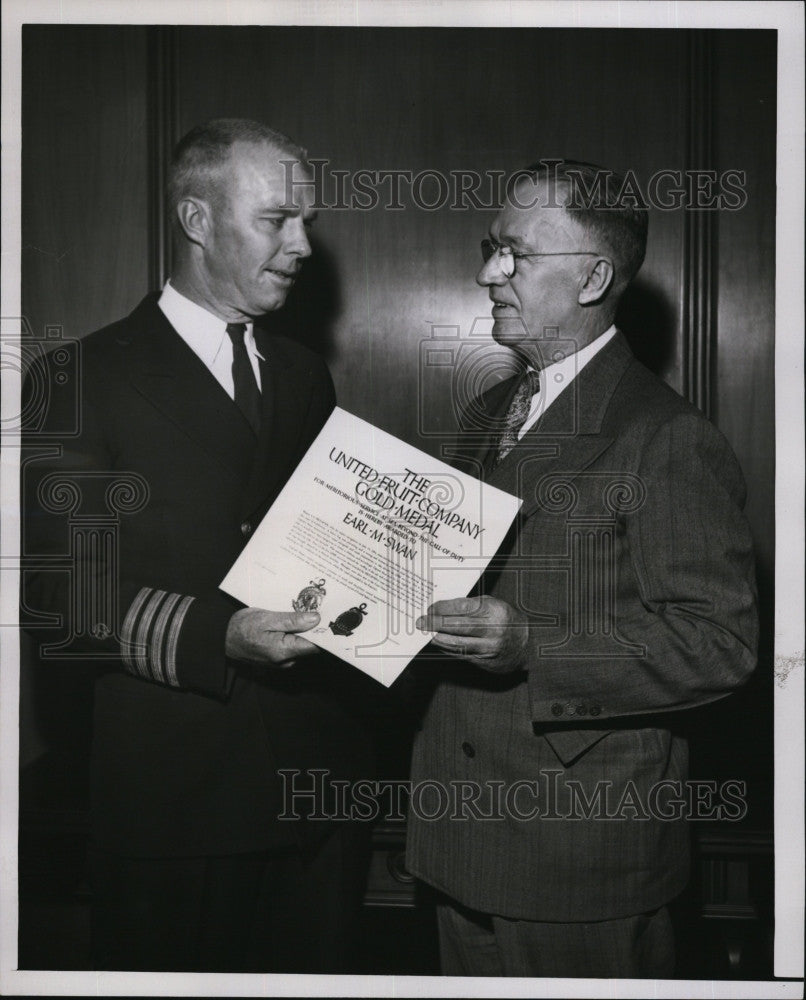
[1,2,803,996]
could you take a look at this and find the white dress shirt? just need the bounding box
[158,280,264,398]
[518,325,617,438]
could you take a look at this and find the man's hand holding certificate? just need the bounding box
[416,595,530,674]
[221,408,522,685]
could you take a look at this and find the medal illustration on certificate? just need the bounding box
[221,408,522,685]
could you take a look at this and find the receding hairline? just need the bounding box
[167,118,312,217]
[210,138,309,180]
[170,136,313,215]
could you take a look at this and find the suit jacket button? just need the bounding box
[590,705,601,717]
[576,705,587,716]
[551,703,564,717]
[241,521,252,536]
[461,741,475,758]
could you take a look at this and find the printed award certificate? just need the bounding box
[220,407,522,685]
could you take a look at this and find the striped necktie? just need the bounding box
[494,368,541,466]
[226,323,261,435]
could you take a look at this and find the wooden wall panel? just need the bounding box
[20,26,149,779]
[173,27,689,453]
[713,32,776,594]
[21,26,150,343]
[705,31,777,818]
[18,26,777,824]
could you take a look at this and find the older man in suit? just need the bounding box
[406,160,758,978]
[22,119,373,972]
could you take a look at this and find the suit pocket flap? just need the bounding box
[541,728,612,767]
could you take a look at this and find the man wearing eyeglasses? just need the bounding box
[406,160,758,978]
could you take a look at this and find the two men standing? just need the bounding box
[24,126,757,978]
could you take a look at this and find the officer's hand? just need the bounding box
[416,596,528,673]
[225,608,320,668]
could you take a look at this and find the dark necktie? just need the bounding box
[226,323,261,435]
[494,368,541,467]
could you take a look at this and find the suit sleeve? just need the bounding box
[528,412,759,721]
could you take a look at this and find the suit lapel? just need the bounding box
[448,373,522,479]
[124,296,257,482]
[483,333,635,521]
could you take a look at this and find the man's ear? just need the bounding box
[175,197,213,248]
[578,257,615,305]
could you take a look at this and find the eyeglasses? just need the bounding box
[481,239,599,278]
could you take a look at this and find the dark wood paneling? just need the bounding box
[710,31,777,821]
[171,26,776,824]
[19,22,777,830]
[17,24,778,972]
[21,26,150,341]
[682,31,716,416]
[20,25,150,777]
[713,32,776,584]
[146,26,179,290]
[174,27,689,453]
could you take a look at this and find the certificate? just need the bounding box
[220,407,522,685]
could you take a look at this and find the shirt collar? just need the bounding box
[158,280,264,364]
[529,324,617,386]
[517,324,617,433]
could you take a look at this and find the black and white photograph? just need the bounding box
[1,1,803,996]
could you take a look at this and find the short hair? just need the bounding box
[512,159,649,287]
[167,118,306,223]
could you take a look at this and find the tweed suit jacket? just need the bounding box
[406,331,758,922]
[22,293,374,858]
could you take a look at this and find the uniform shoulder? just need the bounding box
[79,316,135,358]
[255,329,331,375]
[74,293,160,364]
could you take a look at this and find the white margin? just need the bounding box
[1,1,803,996]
